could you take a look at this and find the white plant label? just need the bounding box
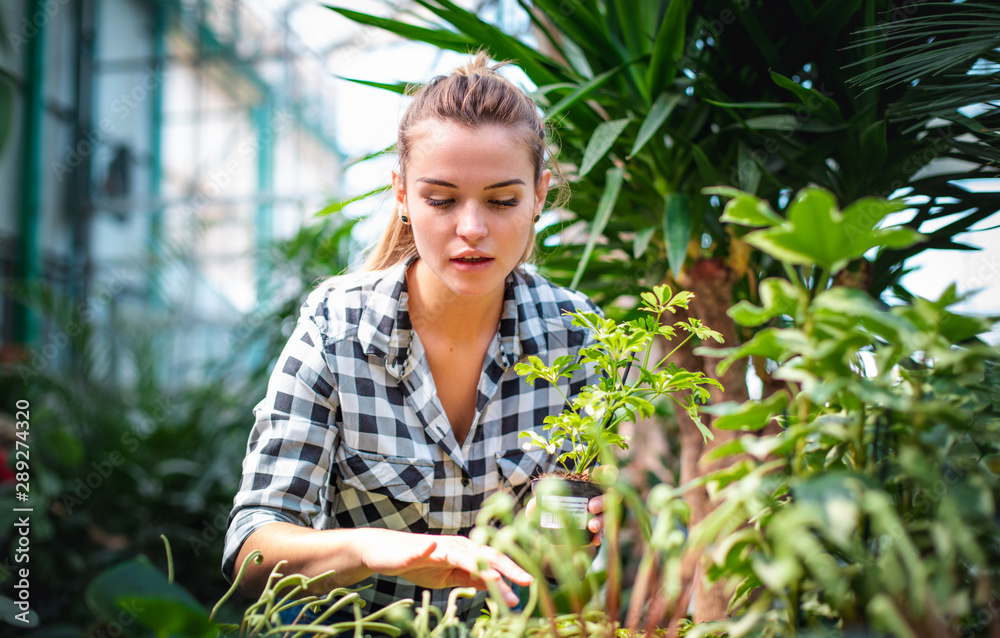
[540,495,589,529]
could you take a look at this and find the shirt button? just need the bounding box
[461,477,471,488]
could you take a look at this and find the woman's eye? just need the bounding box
[425,198,453,207]
[491,198,520,208]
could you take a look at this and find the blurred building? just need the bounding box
[0,0,359,384]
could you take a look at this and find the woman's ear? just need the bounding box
[392,170,406,211]
[534,169,552,215]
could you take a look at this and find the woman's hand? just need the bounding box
[524,494,606,546]
[358,529,532,606]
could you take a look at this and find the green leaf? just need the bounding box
[412,0,562,86]
[744,187,923,274]
[734,114,845,133]
[571,166,625,289]
[335,76,413,95]
[706,187,784,227]
[0,594,39,627]
[544,62,629,122]
[663,194,691,277]
[769,70,843,122]
[647,0,690,98]
[728,277,799,327]
[633,226,655,258]
[580,118,630,177]
[705,328,785,375]
[629,92,681,158]
[705,390,788,431]
[752,554,803,592]
[325,6,476,52]
[86,556,214,638]
[315,185,391,217]
[866,594,917,638]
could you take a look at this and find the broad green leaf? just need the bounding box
[867,594,918,638]
[705,328,785,375]
[663,194,691,277]
[706,187,784,227]
[708,390,788,431]
[744,186,924,273]
[728,277,799,327]
[629,92,681,158]
[0,595,39,627]
[633,226,655,258]
[769,70,843,122]
[647,0,690,98]
[315,185,391,217]
[580,118,630,177]
[751,554,803,591]
[571,166,625,289]
[86,556,214,638]
[812,287,915,342]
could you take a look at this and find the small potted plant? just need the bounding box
[515,284,724,542]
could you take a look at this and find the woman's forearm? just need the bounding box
[232,522,375,598]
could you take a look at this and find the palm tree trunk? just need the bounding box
[669,258,750,623]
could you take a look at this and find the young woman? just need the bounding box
[223,52,605,625]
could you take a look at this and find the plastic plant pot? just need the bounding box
[530,476,603,545]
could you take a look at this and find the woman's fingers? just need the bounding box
[588,494,605,514]
[432,538,530,606]
[588,495,605,546]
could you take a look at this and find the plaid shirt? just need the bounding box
[223,254,600,619]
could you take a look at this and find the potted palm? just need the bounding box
[515,285,724,542]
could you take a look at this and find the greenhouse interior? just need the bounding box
[0,0,998,636]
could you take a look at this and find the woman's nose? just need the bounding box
[456,202,488,241]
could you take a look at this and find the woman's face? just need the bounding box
[394,119,550,301]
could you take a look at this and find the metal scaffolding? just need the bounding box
[0,0,409,384]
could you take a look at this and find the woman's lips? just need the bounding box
[451,256,494,271]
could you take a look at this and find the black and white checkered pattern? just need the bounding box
[223,253,601,620]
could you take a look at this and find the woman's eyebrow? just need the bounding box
[484,178,525,190]
[415,177,525,189]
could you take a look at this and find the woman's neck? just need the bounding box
[405,258,506,344]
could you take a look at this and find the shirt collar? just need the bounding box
[356,254,543,379]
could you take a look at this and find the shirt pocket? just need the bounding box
[496,447,551,492]
[335,442,435,504]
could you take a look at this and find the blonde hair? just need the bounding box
[363,51,567,272]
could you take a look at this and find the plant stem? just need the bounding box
[160,534,174,584]
[213,549,262,622]
[651,333,695,372]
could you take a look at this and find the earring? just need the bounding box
[532,213,541,223]
[400,213,409,224]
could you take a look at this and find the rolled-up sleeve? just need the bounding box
[222,313,339,582]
